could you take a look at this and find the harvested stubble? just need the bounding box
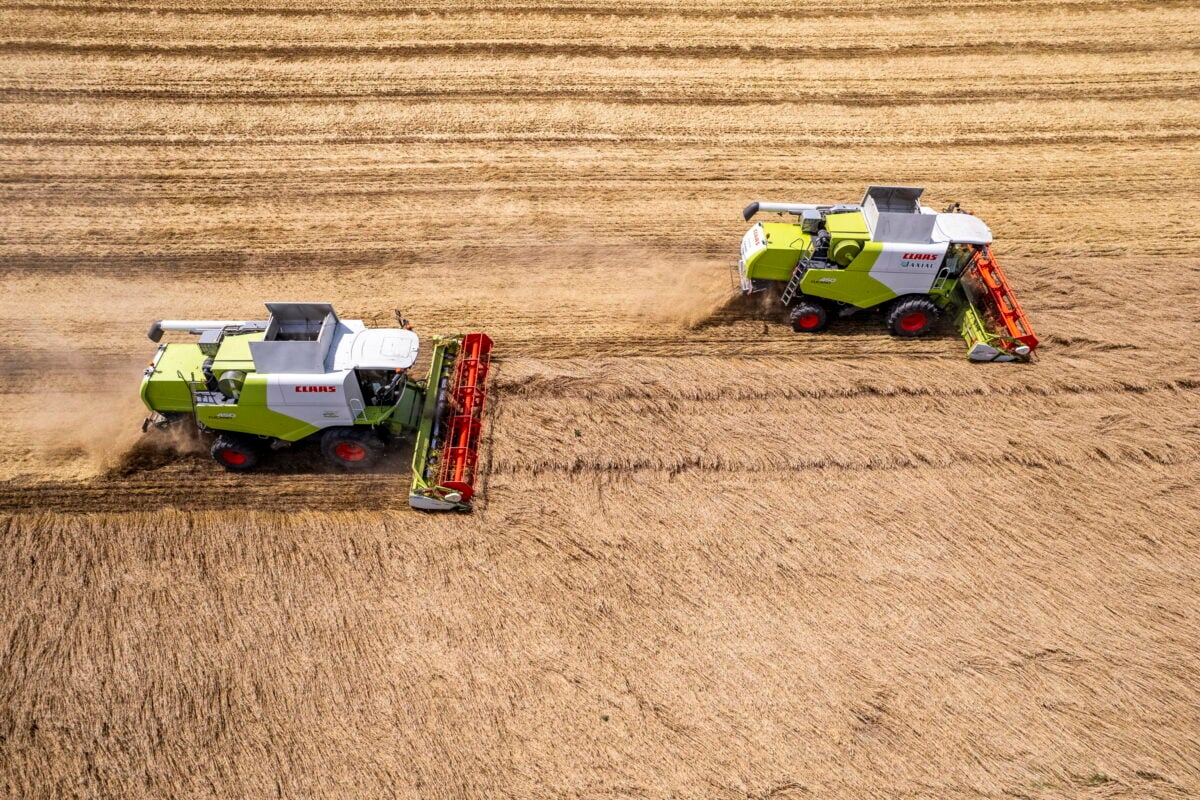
[2,0,1200,797]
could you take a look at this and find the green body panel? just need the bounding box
[930,277,959,303]
[141,343,204,412]
[210,332,262,377]
[820,211,868,263]
[194,376,319,441]
[824,212,870,265]
[409,336,455,496]
[374,376,425,433]
[824,212,869,238]
[742,222,812,282]
[800,243,898,309]
[800,270,894,308]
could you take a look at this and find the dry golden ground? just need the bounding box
[1,0,1199,797]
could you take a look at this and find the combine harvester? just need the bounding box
[738,186,1038,361]
[139,302,493,511]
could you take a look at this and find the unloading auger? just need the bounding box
[139,302,493,511]
[737,185,1039,362]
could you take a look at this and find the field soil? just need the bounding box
[2,1,1199,798]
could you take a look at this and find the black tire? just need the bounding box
[211,433,261,472]
[789,299,829,333]
[320,427,385,470]
[885,295,940,337]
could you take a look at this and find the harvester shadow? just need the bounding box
[245,440,413,477]
[688,290,782,331]
[109,431,413,479]
[690,291,963,344]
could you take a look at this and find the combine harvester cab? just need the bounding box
[139,302,493,511]
[738,186,1039,362]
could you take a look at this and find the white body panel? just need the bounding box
[738,223,768,291]
[868,242,949,296]
[254,318,422,431]
[408,493,463,511]
[333,328,420,371]
[266,371,364,427]
[968,342,1018,362]
[932,214,992,244]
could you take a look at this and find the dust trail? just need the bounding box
[106,424,206,478]
[633,253,739,330]
[515,242,737,329]
[449,238,739,332]
[7,336,198,481]
[22,366,148,479]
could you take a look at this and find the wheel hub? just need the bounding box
[900,312,927,332]
[334,442,367,462]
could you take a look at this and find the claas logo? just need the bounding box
[902,252,939,260]
[295,385,337,393]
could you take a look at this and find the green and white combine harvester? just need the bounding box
[139,303,493,511]
[739,186,1038,361]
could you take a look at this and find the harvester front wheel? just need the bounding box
[885,296,940,337]
[211,434,261,472]
[321,427,384,470]
[789,300,829,333]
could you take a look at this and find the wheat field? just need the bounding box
[1,1,1199,798]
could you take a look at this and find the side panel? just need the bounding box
[377,377,425,433]
[195,376,320,441]
[210,331,262,378]
[141,343,205,413]
[866,242,948,296]
[266,371,364,428]
[801,269,897,308]
[800,244,895,308]
[741,222,812,283]
[823,211,870,237]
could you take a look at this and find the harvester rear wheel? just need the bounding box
[789,300,829,333]
[321,427,384,470]
[885,296,940,337]
[211,434,261,472]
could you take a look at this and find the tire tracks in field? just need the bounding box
[0,471,411,512]
[3,421,1194,514]
[4,0,1190,20]
[1,39,1190,61]
[3,367,1194,513]
[4,83,1194,108]
[4,131,1196,149]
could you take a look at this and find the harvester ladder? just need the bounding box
[931,265,951,293]
[781,240,819,306]
[178,370,199,419]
